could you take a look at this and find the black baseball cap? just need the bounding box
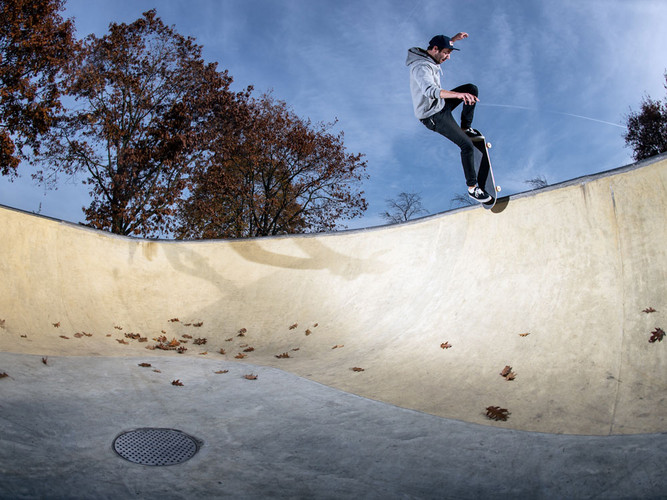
[428,35,459,51]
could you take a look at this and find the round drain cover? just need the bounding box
[113,428,200,466]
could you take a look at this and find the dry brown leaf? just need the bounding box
[485,406,510,421]
[275,352,290,359]
[440,342,452,349]
[243,374,258,380]
[171,379,184,386]
[351,367,365,372]
[214,370,229,374]
[138,363,152,367]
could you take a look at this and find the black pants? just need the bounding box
[421,83,478,187]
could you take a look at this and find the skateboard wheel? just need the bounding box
[486,142,492,149]
[496,186,501,192]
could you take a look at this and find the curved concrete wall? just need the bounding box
[1,155,666,435]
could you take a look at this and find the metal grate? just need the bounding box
[112,428,200,466]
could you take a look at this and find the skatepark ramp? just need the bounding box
[1,154,665,435]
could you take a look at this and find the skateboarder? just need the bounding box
[406,33,491,203]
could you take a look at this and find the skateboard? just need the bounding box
[470,130,500,210]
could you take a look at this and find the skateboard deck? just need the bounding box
[470,131,500,210]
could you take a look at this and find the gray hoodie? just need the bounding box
[406,47,445,119]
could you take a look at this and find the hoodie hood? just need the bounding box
[406,47,436,67]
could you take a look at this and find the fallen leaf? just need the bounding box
[351,367,365,372]
[289,323,298,330]
[485,406,510,421]
[194,338,207,345]
[643,307,657,314]
[42,357,48,365]
[138,363,152,367]
[235,353,247,359]
[305,329,312,336]
[243,347,255,352]
[214,370,229,374]
[275,352,290,359]
[332,345,344,349]
[59,335,69,339]
[519,333,531,337]
[152,369,161,373]
[440,342,452,349]
[649,327,665,343]
[182,334,193,339]
[171,379,184,386]
[169,318,180,323]
[0,372,8,379]
[219,348,226,355]
[243,374,258,380]
[193,322,203,327]
[116,339,129,345]
[199,351,208,355]
[52,322,60,328]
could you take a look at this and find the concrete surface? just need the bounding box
[1,352,665,499]
[1,154,666,497]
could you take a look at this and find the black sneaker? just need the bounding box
[468,186,492,203]
[464,128,483,139]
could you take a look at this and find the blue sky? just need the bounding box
[2,0,666,231]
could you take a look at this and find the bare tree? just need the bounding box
[450,192,474,208]
[525,176,548,189]
[381,192,428,223]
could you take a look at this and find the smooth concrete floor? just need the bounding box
[1,352,665,499]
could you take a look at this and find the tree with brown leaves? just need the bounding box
[0,0,77,176]
[624,72,667,161]
[38,10,247,236]
[177,93,368,239]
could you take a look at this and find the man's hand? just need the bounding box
[458,92,478,105]
[451,32,469,43]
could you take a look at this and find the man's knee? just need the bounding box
[466,83,478,97]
